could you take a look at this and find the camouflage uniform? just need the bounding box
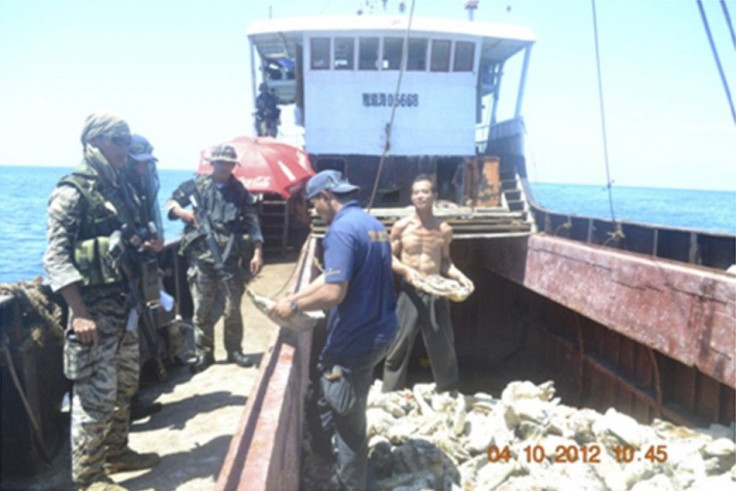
[166,174,263,356]
[44,153,145,486]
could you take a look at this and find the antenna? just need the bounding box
[465,0,479,21]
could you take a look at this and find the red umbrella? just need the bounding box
[197,136,314,198]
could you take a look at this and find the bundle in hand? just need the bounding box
[413,275,472,302]
[246,288,325,331]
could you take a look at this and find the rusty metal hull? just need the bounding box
[476,235,735,388]
[453,236,735,427]
[216,239,318,491]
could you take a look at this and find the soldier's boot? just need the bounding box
[80,477,127,490]
[227,350,256,368]
[104,448,160,475]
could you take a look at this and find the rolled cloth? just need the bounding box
[80,111,129,145]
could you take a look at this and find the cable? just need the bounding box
[1,345,52,463]
[698,0,736,124]
[366,0,417,210]
[720,0,736,49]
[590,0,618,224]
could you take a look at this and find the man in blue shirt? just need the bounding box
[271,170,397,489]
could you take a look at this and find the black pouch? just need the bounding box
[320,365,357,416]
[63,330,96,381]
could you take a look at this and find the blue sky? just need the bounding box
[0,0,734,191]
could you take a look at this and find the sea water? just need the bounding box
[0,165,194,284]
[530,182,736,234]
[0,165,734,284]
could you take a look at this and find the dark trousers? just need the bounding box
[322,344,389,490]
[382,283,459,393]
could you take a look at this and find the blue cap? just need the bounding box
[306,170,360,199]
[128,134,156,162]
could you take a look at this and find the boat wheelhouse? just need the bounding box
[248,15,537,237]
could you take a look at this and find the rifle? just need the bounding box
[188,191,234,283]
[108,222,168,381]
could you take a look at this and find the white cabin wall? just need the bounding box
[302,34,477,157]
[304,72,476,156]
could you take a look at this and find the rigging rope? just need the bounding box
[720,0,736,49]
[590,0,621,235]
[0,278,65,464]
[366,0,417,211]
[591,0,616,223]
[697,0,736,124]
[1,345,52,463]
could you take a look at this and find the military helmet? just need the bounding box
[206,144,239,165]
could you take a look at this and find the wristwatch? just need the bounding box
[290,300,299,314]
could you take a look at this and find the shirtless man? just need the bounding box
[382,174,474,395]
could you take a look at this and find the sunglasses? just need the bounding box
[106,134,132,147]
[129,143,153,155]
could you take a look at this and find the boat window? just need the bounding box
[382,37,404,70]
[453,41,474,72]
[407,38,428,71]
[334,37,355,70]
[358,37,379,70]
[481,63,498,88]
[311,38,330,70]
[430,40,451,72]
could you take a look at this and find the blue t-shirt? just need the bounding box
[321,201,398,361]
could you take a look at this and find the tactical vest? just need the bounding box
[58,162,144,287]
[180,176,253,264]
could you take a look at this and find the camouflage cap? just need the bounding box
[80,111,130,145]
[206,144,240,165]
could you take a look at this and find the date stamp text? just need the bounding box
[487,444,668,464]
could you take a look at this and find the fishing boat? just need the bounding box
[1,2,734,488]
[217,6,736,489]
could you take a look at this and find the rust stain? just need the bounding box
[513,235,736,388]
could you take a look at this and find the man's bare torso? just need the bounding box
[393,214,449,276]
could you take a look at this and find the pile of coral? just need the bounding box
[364,380,735,490]
[303,380,736,490]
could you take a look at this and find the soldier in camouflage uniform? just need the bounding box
[43,113,160,491]
[125,134,165,420]
[125,134,164,252]
[166,144,264,373]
